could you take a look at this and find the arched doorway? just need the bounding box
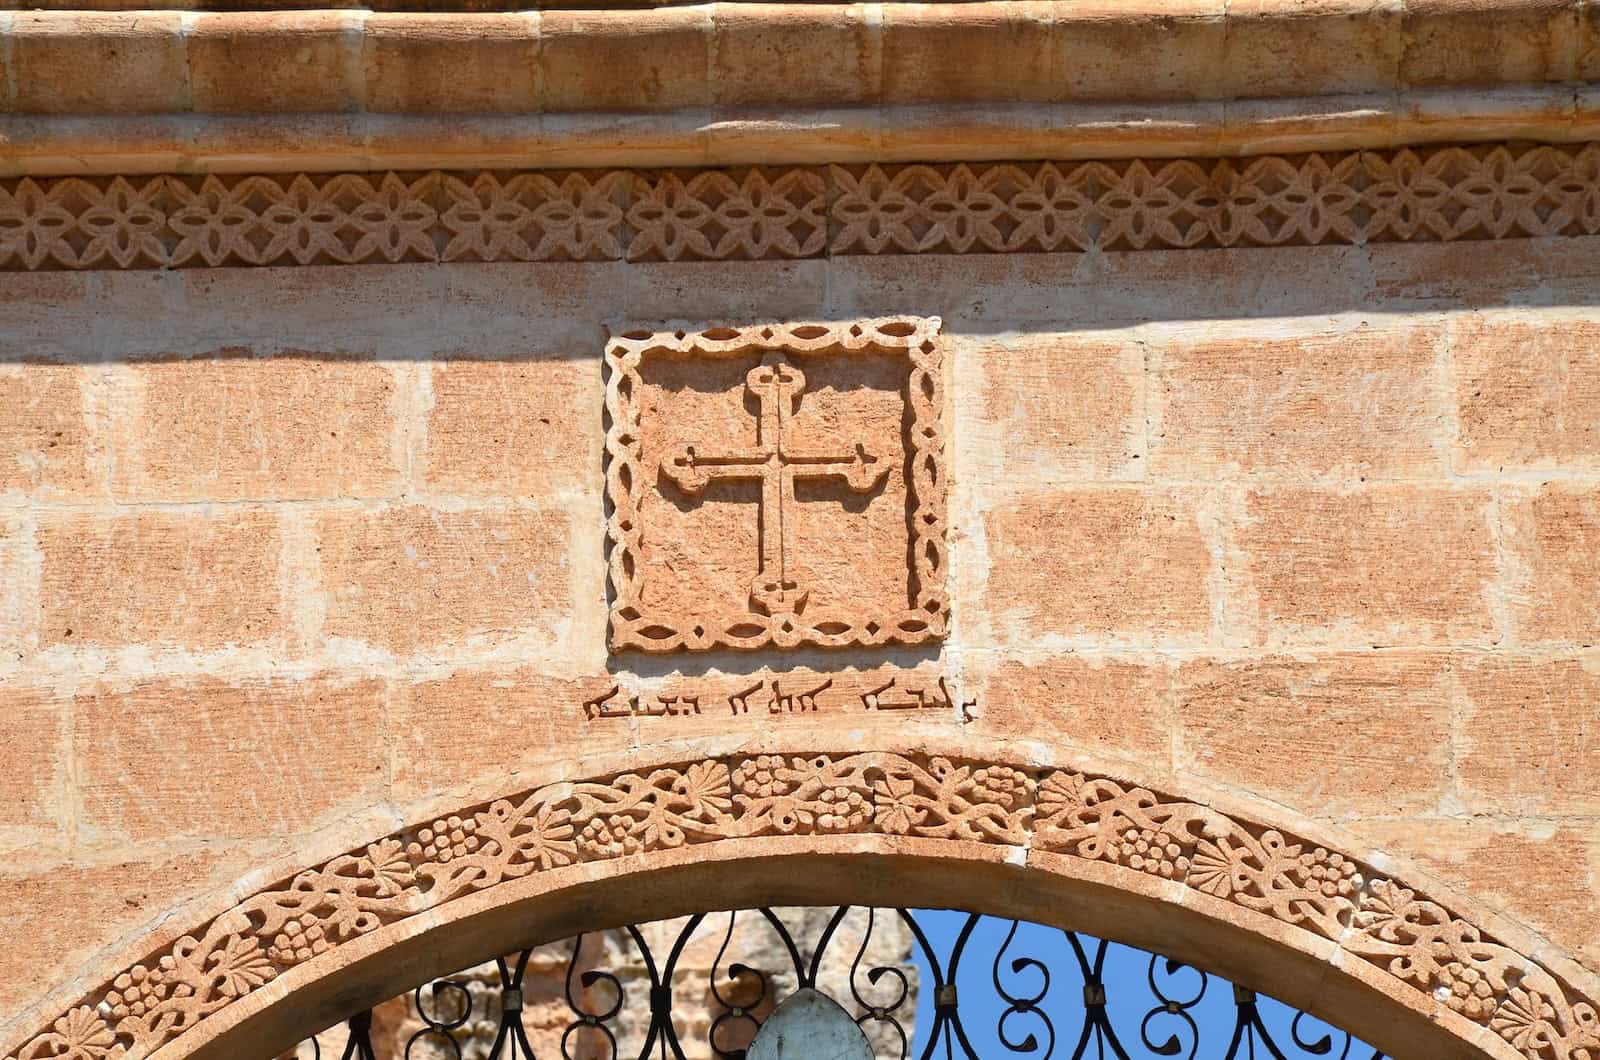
[10,741,1595,1060]
[283,905,1391,1060]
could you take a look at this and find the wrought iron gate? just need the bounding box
[293,907,1385,1060]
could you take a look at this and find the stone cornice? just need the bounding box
[0,2,1596,175]
[5,142,1600,270]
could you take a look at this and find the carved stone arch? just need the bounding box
[6,737,1597,1060]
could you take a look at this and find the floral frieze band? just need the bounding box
[8,749,1597,1060]
[5,142,1600,271]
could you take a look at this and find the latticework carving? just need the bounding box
[7,144,1600,270]
[7,750,1596,1060]
[604,318,948,652]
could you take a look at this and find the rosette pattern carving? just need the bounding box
[7,753,1596,1060]
[6,144,1600,270]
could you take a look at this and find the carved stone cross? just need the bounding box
[605,318,947,653]
[662,354,889,616]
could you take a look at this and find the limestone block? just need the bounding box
[1047,0,1229,102]
[0,362,95,500]
[421,358,597,499]
[1176,652,1454,817]
[1238,486,1497,646]
[363,14,537,115]
[73,675,387,842]
[0,684,68,857]
[37,509,284,651]
[10,11,188,115]
[1222,0,1403,97]
[1401,0,1581,87]
[389,669,613,805]
[1148,321,1448,481]
[1350,817,1600,976]
[1501,484,1600,644]
[972,655,1175,769]
[1453,315,1600,473]
[982,488,1214,644]
[539,8,711,112]
[1455,655,1600,816]
[316,504,571,655]
[968,334,1146,483]
[713,5,878,107]
[112,353,401,503]
[188,12,362,114]
[0,850,235,1025]
[882,2,1055,104]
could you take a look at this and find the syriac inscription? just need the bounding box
[604,319,949,652]
[583,672,973,722]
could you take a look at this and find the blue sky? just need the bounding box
[904,911,1381,1060]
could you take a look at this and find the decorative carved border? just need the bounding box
[9,749,1596,1060]
[6,143,1600,271]
[603,318,948,653]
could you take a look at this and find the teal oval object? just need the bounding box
[748,988,875,1060]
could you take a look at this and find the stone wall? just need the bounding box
[1,203,1597,1058]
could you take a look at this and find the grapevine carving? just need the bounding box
[8,753,1596,1060]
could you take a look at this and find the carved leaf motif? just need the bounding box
[207,935,276,998]
[7,751,1597,1060]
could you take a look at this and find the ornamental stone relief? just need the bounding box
[9,144,1600,270]
[11,750,1598,1060]
[604,319,948,653]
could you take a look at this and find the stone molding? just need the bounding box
[5,743,1597,1060]
[7,141,1600,270]
[0,4,1586,117]
[0,3,1595,175]
[604,318,949,653]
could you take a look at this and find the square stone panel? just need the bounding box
[605,318,948,652]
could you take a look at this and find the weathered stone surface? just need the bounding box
[113,353,401,502]
[1501,484,1600,644]
[0,515,25,661]
[1455,655,1600,817]
[1176,653,1454,817]
[975,655,1173,767]
[972,334,1145,482]
[420,358,595,498]
[0,362,93,500]
[983,489,1213,644]
[74,675,386,842]
[1351,817,1600,976]
[389,669,602,805]
[713,5,876,107]
[0,685,67,857]
[1149,322,1447,480]
[1453,315,1600,472]
[540,8,710,112]
[0,850,234,1025]
[362,14,537,115]
[38,509,284,651]
[1238,487,1497,646]
[881,3,1056,104]
[317,504,571,655]
[188,12,362,114]
[9,12,188,115]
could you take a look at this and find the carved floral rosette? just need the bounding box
[7,144,1600,270]
[9,751,1597,1060]
[603,318,949,652]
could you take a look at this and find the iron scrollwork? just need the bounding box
[296,908,1387,1060]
